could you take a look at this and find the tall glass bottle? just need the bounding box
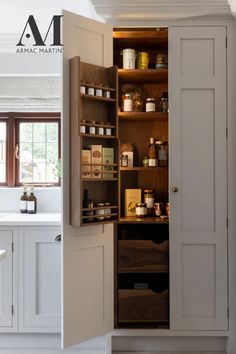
[20,186,28,213]
[148,137,157,167]
[27,186,37,214]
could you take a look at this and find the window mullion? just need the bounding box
[7,113,16,186]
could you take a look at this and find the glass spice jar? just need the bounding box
[144,189,155,215]
[123,93,132,112]
[160,92,168,112]
[121,154,128,167]
[135,203,147,218]
[80,120,86,134]
[154,202,163,217]
[166,203,170,217]
[143,156,149,167]
[146,98,155,112]
[104,202,111,219]
[89,121,96,135]
[95,203,105,221]
[155,141,168,167]
[97,122,104,135]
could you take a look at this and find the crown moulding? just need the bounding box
[90,0,233,21]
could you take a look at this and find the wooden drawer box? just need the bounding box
[118,239,169,272]
[118,289,169,322]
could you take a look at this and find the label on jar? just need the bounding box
[80,125,86,134]
[146,102,155,112]
[144,197,154,208]
[88,88,94,95]
[20,200,27,210]
[80,86,86,94]
[27,201,35,211]
[96,89,103,97]
[105,128,112,136]
[123,99,132,112]
[148,158,157,167]
[136,206,147,217]
[89,127,96,134]
[98,127,104,135]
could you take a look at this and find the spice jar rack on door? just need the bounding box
[70,56,119,227]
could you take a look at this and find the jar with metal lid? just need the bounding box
[104,202,111,219]
[104,90,110,98]
[80,120,86,134]
[154,202,163,217]
[146,98,155,112]
[135,203,147,218]
[89,121,96,135]
[155,141,168,167]
[95,203,105,221]
[95,88,103,97]
[166,203,170,217]
[97,122,104,135]
[144,189,155,215]
[160,92,168,112]
[156,54,168,69]
[88,87,95,96]
[123,93,132,112]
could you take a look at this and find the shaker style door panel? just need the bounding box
[19,228,61,332]
[169,27,228,330]
[63,11,113,348]
[0,231,13,329]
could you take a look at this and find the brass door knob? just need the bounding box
[172,186,178,193]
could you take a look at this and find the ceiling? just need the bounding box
[90,0,233,22]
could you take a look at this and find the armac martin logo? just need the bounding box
[16,15,63,54]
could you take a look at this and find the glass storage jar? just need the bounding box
[135,203,147,218]
[144,189,155,215]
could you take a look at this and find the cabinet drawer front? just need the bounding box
[118,239,169,272]
[118,289,169,322]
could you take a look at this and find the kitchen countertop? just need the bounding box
[0,212,61,226]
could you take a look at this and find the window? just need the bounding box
[0,121,6,183]
[0,113,61,186]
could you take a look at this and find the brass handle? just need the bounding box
[172,186,178,193]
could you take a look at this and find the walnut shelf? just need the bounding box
[118,69,168,83]
[120,166,167,171]
[82,82,116,91]
[119,112,168,123]
[80,133,117,139]
[80,93,116,102]
[119,217,169,224]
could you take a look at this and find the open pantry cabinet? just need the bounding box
[63,10,228,349]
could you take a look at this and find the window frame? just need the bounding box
[0,112,61,187]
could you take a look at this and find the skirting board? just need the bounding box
[0,351,104,354]
[113,352,227,354]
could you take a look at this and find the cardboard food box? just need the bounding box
[125,189,142,216]
[102,147,114,179]
[81,149,91,178]
[90,145,102,178]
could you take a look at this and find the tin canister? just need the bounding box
[121,48,136,69]
[137,52,149,69]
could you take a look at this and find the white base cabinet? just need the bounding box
[0,226,61,334]
[19,227,61,333]
[0,230,17,332]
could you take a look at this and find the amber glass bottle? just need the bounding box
[27,186,37,214]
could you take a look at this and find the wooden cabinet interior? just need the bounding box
[114,27,169,328]
[70,28,170,327]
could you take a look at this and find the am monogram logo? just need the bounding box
[17,15,63,47]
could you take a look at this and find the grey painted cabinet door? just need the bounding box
[62,11,114,348]
[169,26,228,330]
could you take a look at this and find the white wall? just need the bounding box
[0,0,103,75]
